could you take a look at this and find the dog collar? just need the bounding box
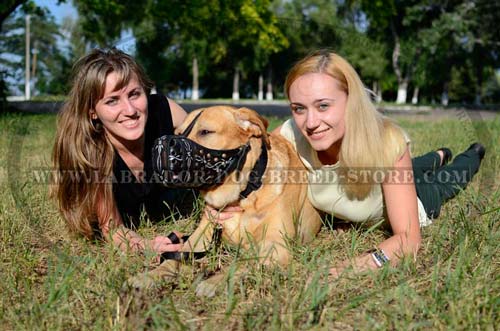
[239,141,268,199]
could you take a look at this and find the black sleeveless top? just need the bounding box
[112,93,195,228]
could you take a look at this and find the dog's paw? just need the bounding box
[125,273,157,291]
[195,280,218,298]
[195,273,225,297]
[127,259,182,290]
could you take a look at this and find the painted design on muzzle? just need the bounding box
[152,111,251,188]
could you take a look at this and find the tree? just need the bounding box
[71,0,288,100]
[406,1,500,105]
[67,0,500,103]
[358,0,419,104]
[60,16,90,63]
[340,30,388,101]
[269,0,343,97]
[270,0,390,99]
[357,0,464,104]
[0,5,70,96]
[194,0,288,100]
[357,0,500,105]
[225,0,289,100]
[0,0,27,32]
[72,0,145,47]
[168,0,222,100]
[1,0,29,107]
[72,0,179,92]
[456,0,500,104]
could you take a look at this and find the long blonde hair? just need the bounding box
[285,50,407,199]
[52,48,153,239]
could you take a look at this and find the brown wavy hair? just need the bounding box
[51,48,153,239]
[285,50,407,199]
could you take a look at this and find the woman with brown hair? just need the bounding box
[52,48,195,254]
[276,50,485,276]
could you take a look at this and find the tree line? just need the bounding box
[1,0,499,105]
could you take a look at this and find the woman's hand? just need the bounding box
[204,204,243,225]
[329,254,376,279]
[146,233,183,254]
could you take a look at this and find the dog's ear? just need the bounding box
[235,107,270,147]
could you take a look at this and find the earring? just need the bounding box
[89,112,100,131]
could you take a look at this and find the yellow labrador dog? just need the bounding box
[130,106,321,296]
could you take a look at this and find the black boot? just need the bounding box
[466,143,486,162]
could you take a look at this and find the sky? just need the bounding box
[5,1,133,96]
[35,0,77,24]
[33,0,135,51]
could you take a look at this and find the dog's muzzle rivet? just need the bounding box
[222,153,227,158]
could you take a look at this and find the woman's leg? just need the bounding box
[433,145,483,201]
[414,144,484,219]
[412,147,452,174]
[412,151,442,174]
[413,152,442,218]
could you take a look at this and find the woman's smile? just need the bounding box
[307,127,331,140]
[120,117,141,128]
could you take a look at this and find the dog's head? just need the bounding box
[153,106,269,206]
[176,106,269,148]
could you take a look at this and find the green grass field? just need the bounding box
[0,112,498,330]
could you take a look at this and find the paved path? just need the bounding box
[6,100,500,121]
[180,101,500,121]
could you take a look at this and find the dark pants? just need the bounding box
[413,149,481,219]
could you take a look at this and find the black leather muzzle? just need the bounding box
[152,111,251,189]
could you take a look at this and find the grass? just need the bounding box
[0,112,498,330]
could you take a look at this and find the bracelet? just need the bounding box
[369,249,390,268]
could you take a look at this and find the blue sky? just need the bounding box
[35,0,77,23]
[34,0,135,52]
[2,1,77,95]
[5,1,133,96]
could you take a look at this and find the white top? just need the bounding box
[280,119,431,227]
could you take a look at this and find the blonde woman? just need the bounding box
[275,50,485,276]
[52,48,198,255]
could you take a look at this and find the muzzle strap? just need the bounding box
[160,227,223,263]
[180,111,204,137]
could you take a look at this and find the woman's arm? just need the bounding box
[98,203,143,251]
[98,201,182,254]
[379,146,422,261]
[168,98,187,130]
[330,146,422,276]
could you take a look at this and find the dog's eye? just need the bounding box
[198,129,213,136]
